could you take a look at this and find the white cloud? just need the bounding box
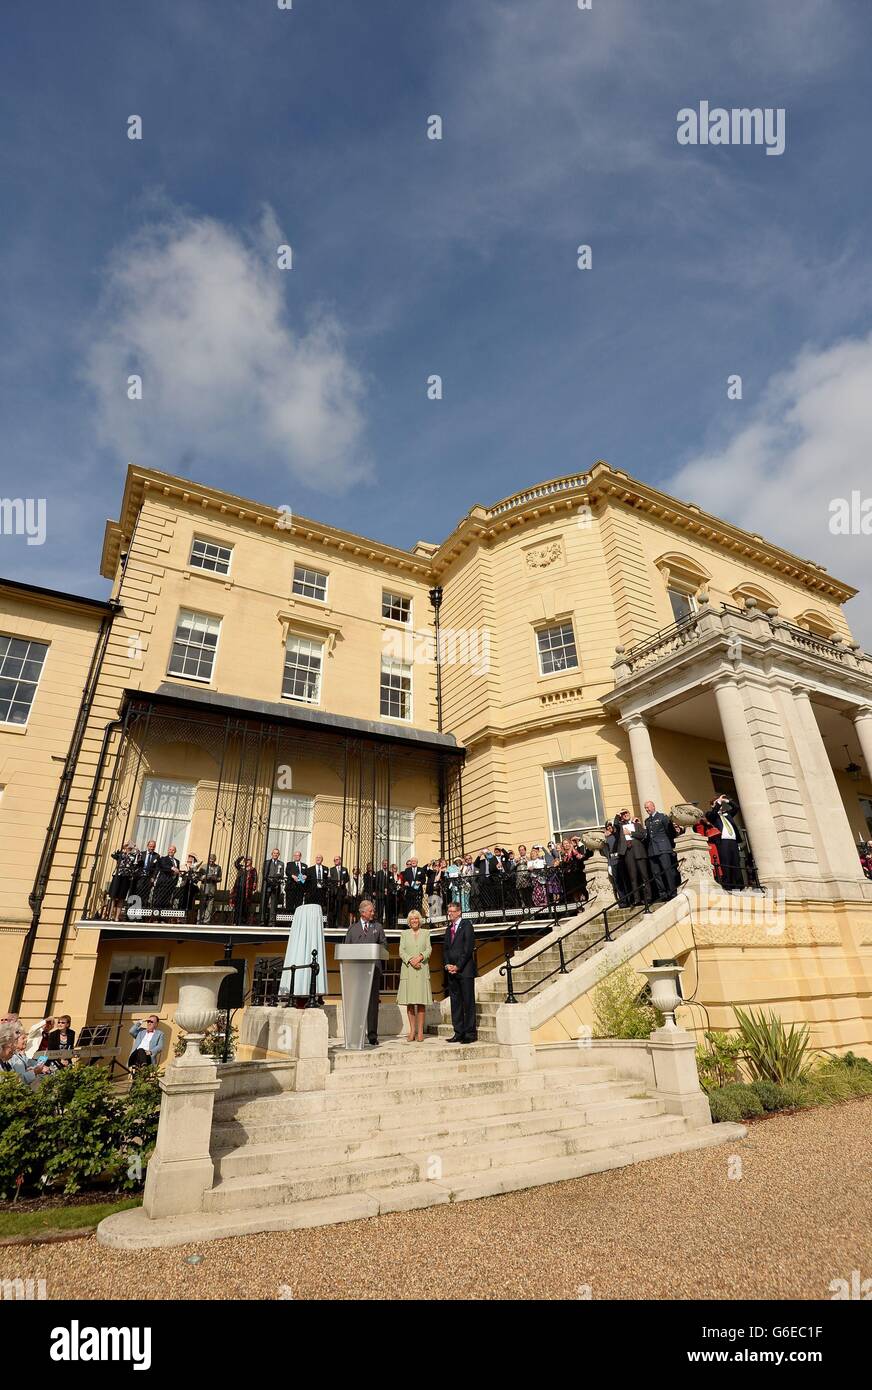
[668,332,872,641]
[83,208,369,491]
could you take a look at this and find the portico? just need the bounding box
[605,597,872,902]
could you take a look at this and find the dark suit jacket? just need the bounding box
[306,863,329,892]
[286,860,308,884]
[645,812,676,856]
[263,858,285,886]
[443,917,477,978]
[375,869,395,896]
[705,799,740,838]
[613,822,646,859]
[136,850,160,882]
[344,918,387,982]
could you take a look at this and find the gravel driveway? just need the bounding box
[2,1099,869,1301]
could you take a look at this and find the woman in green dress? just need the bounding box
[398,908,432,1042]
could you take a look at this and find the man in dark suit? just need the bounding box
[306,855,329,910]
[343,898,386,1046]
[473,848,501,910]
[153,846,180,911]
[705,795,743,891]
[402,859,426,915]
[328,856,350,929]
[613,811,652,909]
[286,850,308,912]
[643,801,678,901]
[443,900,477,1043]
[133,840,160,912]
[262,848,286,925]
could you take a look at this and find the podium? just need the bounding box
[334,943,389,1051]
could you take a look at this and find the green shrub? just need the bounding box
[802,1070,857,1105]
[733,1006,812,1085]
[174,1020,237,1061]
[33,1066,128,1195]
[708,1083,764,1123]
[780,1081,816,1109]
[818,1052,872,1090]
[124,1067,161,1161]
[749,1079,793,1112]
[592,962,663,1039]
[0,1074,42,1198]
[0,1064,162,1198]
[696,1030,743,1092]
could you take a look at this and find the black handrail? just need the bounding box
[278,948,322,1008]
[500,898,649,1003]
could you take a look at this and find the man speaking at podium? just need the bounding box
[344,899,387,1046]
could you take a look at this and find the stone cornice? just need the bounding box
[100,467,437,584]
[101,460,858,609]
[430,460,855,602]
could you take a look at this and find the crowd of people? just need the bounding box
[98,794,750,929]
[100,839,598,928]
[0,1013,76,1086]
[0,1010,164,1087]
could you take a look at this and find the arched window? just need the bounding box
[795,609,837,639]
[731,583,777,611]
[654,552,710,624]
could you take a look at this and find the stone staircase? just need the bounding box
[433,904,644,1041]
[190,1035,740,1237]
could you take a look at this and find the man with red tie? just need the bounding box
[443,900,477,1043]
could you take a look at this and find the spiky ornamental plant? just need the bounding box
[733,1006,812,1085]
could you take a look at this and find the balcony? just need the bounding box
[610,599,872,705]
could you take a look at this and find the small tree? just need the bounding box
[592,961,662,1039]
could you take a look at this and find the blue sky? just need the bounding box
[2,0,872,628]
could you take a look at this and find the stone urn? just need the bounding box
[670,802,704,828]
[580,828,607,851]
[638,963,685,1029]
[166,965,235,1064]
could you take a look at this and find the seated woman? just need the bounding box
[11,1029,49,1085]
[397,909,432,1043]
[47,1015,76,1069]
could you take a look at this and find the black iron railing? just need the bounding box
[501,899,649,1003]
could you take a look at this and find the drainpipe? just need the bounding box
[9,601,121,1014]
[41,714,124,1017]
[429,586,446,856]
[428,585,444,733]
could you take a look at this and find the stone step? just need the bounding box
[205,1153,420,1212]
[97,1123,747,1248]
[435,1023,497,1039]
[211,1078,645,1168]
[330,1041,501,1068]
[326,1056,519,1090]
[219,1063,620,1123]
[206,1098,672,1210]
[211,1069,627,1144]
[212,1103,683,1182]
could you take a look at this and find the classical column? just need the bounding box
[619,713,664,812]
[852,706,872,788]
[790,686,866,884]
[711,676,788,886]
